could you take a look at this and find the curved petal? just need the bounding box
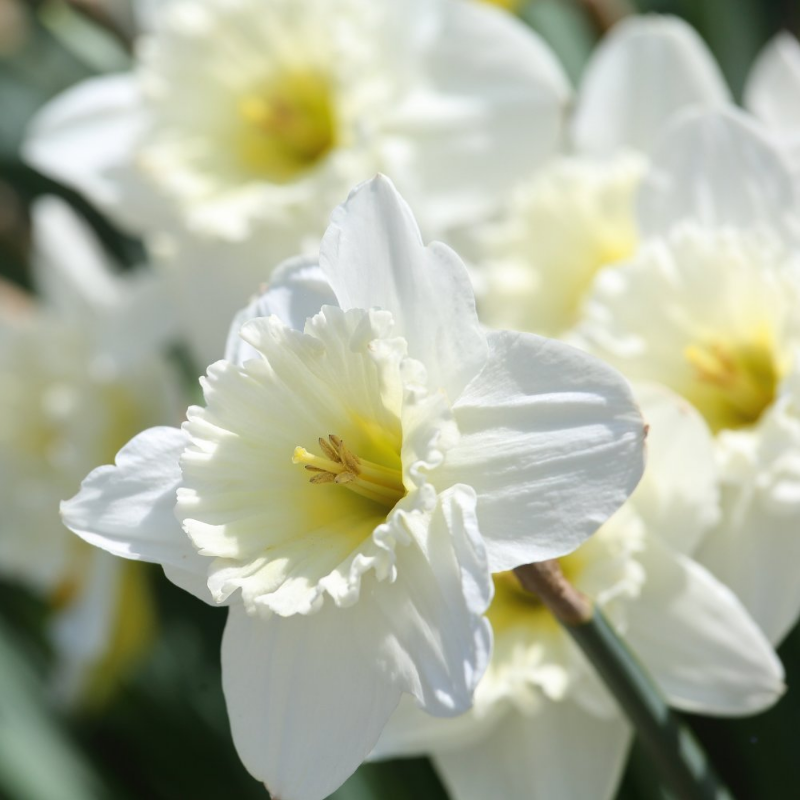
[31,197,177,369]
[630,382,718,555]
[60,427,212,601]
[626,535,785,715]
[224,256,335,365]
[572,15,730,156]
[435,330,646,571]
[383,0,569,229]
[697,392,800,645]
[369,693,501,761]
[221,602,403,800]
[365,486,492,716]
[637,106,798,240]
[31,197,121,316]
[319,175,488,401]
[433,701,632,800]
[158,226,309,368]
[23,74,150,230]
[745,32,800,166]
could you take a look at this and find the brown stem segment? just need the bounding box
[513,560,592,626]
[577,0,634,35]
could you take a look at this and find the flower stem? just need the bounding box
[514,561,733,800]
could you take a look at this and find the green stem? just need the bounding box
[569,606,733,800]
[514,562,733,800]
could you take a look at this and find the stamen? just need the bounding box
[310,472,336,485]
[293,434,405,508]
[318,436,339,462]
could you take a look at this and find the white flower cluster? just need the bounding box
[3,2,798,799]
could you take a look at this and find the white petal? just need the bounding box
[319,175,488,400]
[637,107,797,240]
[572,15,730,156]
[698,392,800,645]
[60,427,212,601]
[31,197,177,369]
[625,534,785,715]
[366,486,492,716]
[433,701,632,800]
[23,74,150,230]
[370,693,501,761]
[221,602,403,800]
[630,382,718,555]
[383,1,569,229]
[435,330,646,571]
[224,256,335,366]
[158,227,309,368]
[31,197,122,316]
[745,32,800,159]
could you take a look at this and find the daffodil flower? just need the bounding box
[578,108,800,644]
[369,385,785,800]
[25,0,570,364]
[62,176,645,800]
[0,197,178,705]
[464,14,733,336]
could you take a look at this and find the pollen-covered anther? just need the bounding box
[292,434,405,508]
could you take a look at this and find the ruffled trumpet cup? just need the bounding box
[62,176,646,800]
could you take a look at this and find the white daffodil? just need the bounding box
[465,14,731,336]
[745,31,800,173]
[470,152,645,337]
[0,197,177,705]
[370,384,785,800]
[578,107,800,645]
[62,176,646,800]
[25,0,569,364]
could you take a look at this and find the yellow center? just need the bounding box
[237,70,337,183]
[488,554,585,635]
[683,336,783,432]
[293,434,405,509]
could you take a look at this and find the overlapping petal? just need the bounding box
[60,426,212,600]
[629,383,718,555]
[626,535,785,715]
[572,15,729,156]
[432,701,632,800]
[698,390,800,644]
[637,107,797,240]
[383,0,569,229]
[433,329,646,570]
[224,257,335,366]
[221,602,403,800]
[320,174,488,400]
[23,74,155,231]
[745,32,800,169]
